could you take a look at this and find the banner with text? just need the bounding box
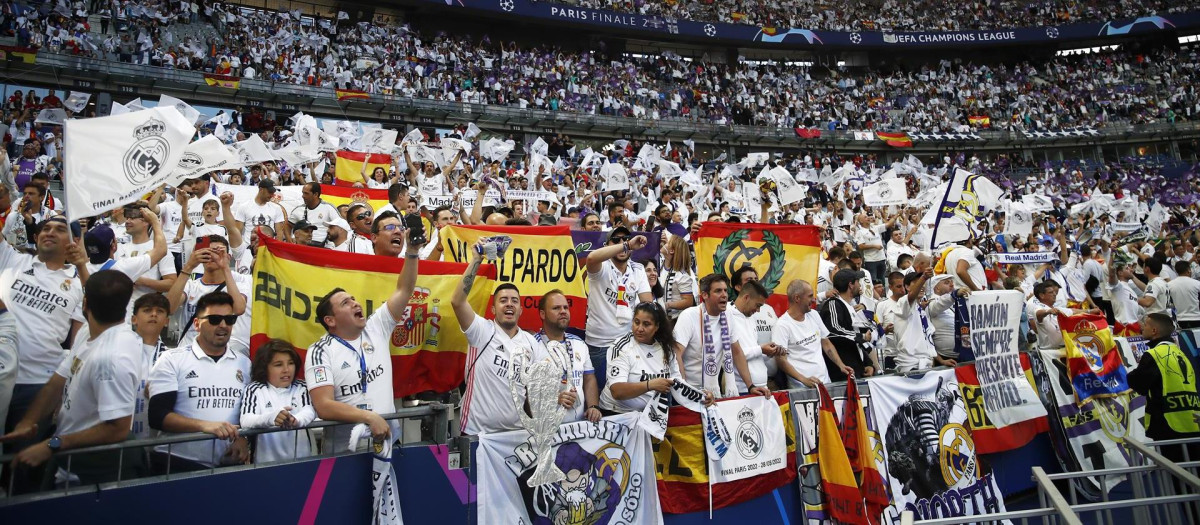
[967,290,1049,427]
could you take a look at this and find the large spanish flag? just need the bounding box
[816,384,867,525]
[335,88,370,101]
[968,115,991,127]
[203,73,241,89]
[842,380,890,525]
[250,236,494,397]
[0,45,37,64]
[876,131,912,148]
[694,222,821,315]
[334,150,392,185]
[319,183,390,212]
[955,355,1049,454]
[654,392,796,513]
[1061,314,1131,403]
[440,225,586,332]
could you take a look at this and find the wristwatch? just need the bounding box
[588,405,600,411]
[47,435,62,453]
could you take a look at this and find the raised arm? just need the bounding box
[218,192,243,251]
[586,234,647,274]
[385,233,425,320]
[452,241,486,330]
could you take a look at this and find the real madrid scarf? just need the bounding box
[991,251,1058,264]
[700,310,736,399]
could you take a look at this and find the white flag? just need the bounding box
[109,101,130,116]
[401,128,424,146]
[35,108,68,126]
[125,98,146,111]
[770,166,806,205]
[441,137,472,154]
[233,134,276,167]
[862,178,907,207]
[464,123,481,140]
[174,135,238,182]
[530,137,548,156]
[361,128,399,154]
[64,106,195,220]
[64,92,91,112]
[480,137,514,162]
[708,396,787,483]
[1004,201,1034,236]
[158,94,202,125]
[601,162,629,191]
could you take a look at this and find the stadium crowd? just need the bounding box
[10,2,1200,131]
[0,87,1197,492]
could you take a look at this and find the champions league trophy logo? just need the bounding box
[509,357,568,487]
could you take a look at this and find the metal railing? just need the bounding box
[0,403,453,505]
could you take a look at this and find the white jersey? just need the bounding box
[1143,277,1170,315]
[132,340,167,439]
[533,331,592,423]
[0,241,85,384]
[148,345,250,467]
[235,200,285,238]
[158,200,186,254]
[672,305,733,392]
[332,233,374,254]
[1167,276,1200,322]
[599,333,677,413]
[1105,280,1143,326]
[727,303,767,393]
[585,260,650,347]
[177,272,253,355]
[55,325,143,436]
[117,240,177,307]
[304,305,399,451]
[460,316,540,435]
[240,380,317,463]
[773,309,831,386]
[185,192,221,227]
[289,201,339,244]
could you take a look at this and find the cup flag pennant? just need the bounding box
[158,94,202,125]
[64,106,196,220]
[35,108,67,126]
[174,135,238,183]
[64,92,91,113]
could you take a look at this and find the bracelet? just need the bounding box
[623,241,631,254]
[405,254,419,259]
[645,379,650,391]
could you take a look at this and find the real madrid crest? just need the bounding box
[735,405,764,460]
[123,118,170,186]
[236,370,244,383]
[363,341,375,354]
[60,279,72,292]
[712,229,786,293]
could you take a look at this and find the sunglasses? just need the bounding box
[355,211,373,221]
[610,236,629,244]
[201,314,239,326]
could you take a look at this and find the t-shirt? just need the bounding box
[1027,299,1072,349]
[235,200,285,238]
[585,260,650,347]
[1143,277,1170,315]
[132,340,167,439]
[178,273,253,355]
[773,310,831,386]
[673,305,731,391]
[289,202,339,244]
[598,333,676,413]
[158,200,186,254]
[54,326,143,436]
[185,192,220,227]
[727,304,766,393]
[332,233,374,254]
[304,305,399,451]
[116,240,176,306]
[945,247,986,290]
[0,241,85,384]
[855,225,886,262]
[1082,258,1106,298]
[1167,275,1200,322]
[659,268,694,320]
[1105,280,1143,326]
[533,331,593,423]
[148,345,250,466]
[459,316,541,435]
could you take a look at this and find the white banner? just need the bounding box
[1022,194,1054,212]
[602,162,629,191]
[421,194,454,209]
[967,291,1048,426]
[770,166,806,205]
[64,91,91,113]
[1004,201,1034,236]
[477,412,663,525]
[708,395,787,483]
[862,178,907,207]
[64,106,196,220]
[233,134,276,167]
[990,252,1058,264]
[361,128,399,154]
[870,369,1007,521]
[1112,222,1142,232]
[175,135,237,182]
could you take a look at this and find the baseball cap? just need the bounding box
[84,225,115,265]
[832,269,865,291]
[608,225,631,242]
[292,220,317,232]
[326,217,351,232]
[258,179,277,193]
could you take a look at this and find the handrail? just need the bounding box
[1032,466,1085,525]
[0,403,449,463]
[1125,438,1200,492]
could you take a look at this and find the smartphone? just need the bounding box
[195,237,212,251]
[405,214,426,246]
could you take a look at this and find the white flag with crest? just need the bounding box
[158,94,202,125]
[601,162,629,191]
[174,135,238,182]
[64,92,91,112]
[862,178,907,207]
[233,134,276,167]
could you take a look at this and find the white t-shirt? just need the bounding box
[673,305,733,391]
[0,241,85,384]
[304,306,399,451]
[290,201,339,244]
[1027,299,1072,350]
[132,340,167,439]
[116,240,176,306]
[1105,280,1143,326]
[585,260,650,347]
[185,192,220,227]
[773,309,830,386]
[533,331,593,423]
[817,257,836,296]
[855,224,886,262]
[1167,275,1200,322]
[158,200,186,254]
[1143,277,1170,315]
[177,273,253,355]
[945,247,986,290]
[148,345,251,466]
[235,200,285,238]
[1082,258,1106,299]
[599,333,677,413]
[459,316,541,435]
[727,303,766,393]
[54,325,143,436]
[332,233,374,254]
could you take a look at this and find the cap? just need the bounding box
[292,220,318,232]
[930,274,955,287]
[326,217,351,232]
[832,269,865,291]
[258,179,277,193]
[84,225,115,265]
[608,225,631,242]
[43,132,54,141]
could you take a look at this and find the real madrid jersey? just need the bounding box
[585,259,650,347]
[460,316,541,436]
[304,305,398,450]
[148,345,251,467]
[0,240,85,384]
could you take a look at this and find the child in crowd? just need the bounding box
[240,339,317,463]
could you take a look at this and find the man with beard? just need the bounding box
[453,239,542,435]
[584,227,652,390]
[534,290,599,424]
[673,273,769,399]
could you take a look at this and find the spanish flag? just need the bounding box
[335,88,370,101]
[817,384,868,525]
[0,45,37,64]
[334,150,392,185]
[1061,314,1131,403]
[439,225,587,332]
[250,236,495,397]
[842,380,890,525]
[968,115,991,127]
[654,392,796,513]
[319,183,390,212]
[694,222,821,315]
[876,131,912,148]
[203,73,241,89]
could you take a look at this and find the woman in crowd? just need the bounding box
[598,302,681,415]
[240,339,317,463]
[659,235,696,322]
[640,257,665,305]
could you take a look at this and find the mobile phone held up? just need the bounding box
[405,214,426,246]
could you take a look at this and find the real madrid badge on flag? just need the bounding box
[64,106,195,220]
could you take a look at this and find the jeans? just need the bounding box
[587,344,610,392]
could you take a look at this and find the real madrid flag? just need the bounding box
[708,395,787,483]
[1060,314,1131,404]
[64,106,195,220]
[862,178,907,207]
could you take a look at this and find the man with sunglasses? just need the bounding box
[335,203,374,254]
[148,291,251,472]
[166,235,252,357]
[584,227,652,391]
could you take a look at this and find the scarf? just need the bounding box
[700,309,736,398]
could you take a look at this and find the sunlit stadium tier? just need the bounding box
[408,0,1200,48]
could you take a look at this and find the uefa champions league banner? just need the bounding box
[869,370,1008,522]
[423,0,1200,48]
[477,412,663,525]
